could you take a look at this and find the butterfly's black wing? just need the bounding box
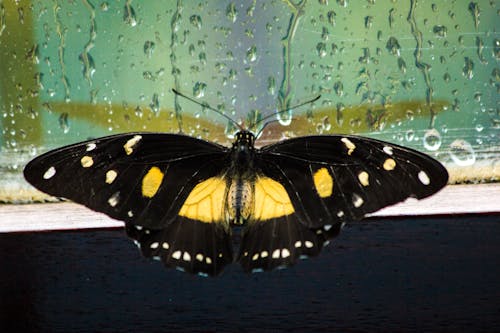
[237,134,447,271]
[258,135,448,228]
[24,132,234,275]
[238,214,341,273]
[125,217,233,276]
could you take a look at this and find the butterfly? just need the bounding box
[23,92,448,276]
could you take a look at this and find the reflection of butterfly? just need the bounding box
[24,126,448,276]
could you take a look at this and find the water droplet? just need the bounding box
[386,37,401,57]
[199,52,207,65]
[398,58,407,74]
[316,42,327,58]
[493,39,500,60]
[462,57,474,79]
[247,109,263,133]
[193,82,206,98]
[336,0,347,7]
[327,11,336,26]
[267,76,276,95]
[123,2,137,27]
[423,129,442,151]
[246,45,257,62]
[334,81,343,97]
[143,41,155,58]
[150,93,159,114]
[321,27,329,41]
[468,2,480,30]
[135,106,143,118]
[59,112,70,133]
[432,25,447,38]
[449,139,476,166]
[189,15,202,30]
[226,3,237,23]
[405,130,415,142]
[364,16,373,29]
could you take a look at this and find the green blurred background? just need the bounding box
[0,0,499,202]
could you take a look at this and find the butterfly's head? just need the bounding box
[231,131,256,165]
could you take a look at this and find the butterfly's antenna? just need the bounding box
[172,88,242,131]
[254,94,321,138]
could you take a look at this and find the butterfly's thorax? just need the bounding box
[225,131,257,225]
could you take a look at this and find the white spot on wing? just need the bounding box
[162,242,169,250]
[418,170,430,185]
[124,135,142,155]
[86,143,97,151]
[383,146,393,155]
[272,249,280,259]
[196,253,204,262]
[172,250,181,260]
[43,166,56,179]
[305,241,314,248]
[107,192,120,207]
[324,224,333,231]
[352,193,364,208]
[150,242,159,249]
[261,251,269,258]
[183,252,191,261]
[252,253,259,261]
[281,248,291,258]
[341,137,356,155]
[294,241,302,248]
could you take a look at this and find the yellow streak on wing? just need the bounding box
[178,177,226,223]
[253,177,294,221]
[313,167,334,198]
[141,166,164,198]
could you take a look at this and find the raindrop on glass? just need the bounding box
[449,139,476,166]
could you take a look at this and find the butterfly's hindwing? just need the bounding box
[23,133,229,229]
[237,214,342,272]
[126,217,233,276]
[257,135,448,228]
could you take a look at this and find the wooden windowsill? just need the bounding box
[0,183,498,233]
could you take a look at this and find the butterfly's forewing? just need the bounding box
[24,133,228,229]
[256,135,448,228]
[24,133,235,276]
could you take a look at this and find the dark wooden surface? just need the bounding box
[1,215,499,332]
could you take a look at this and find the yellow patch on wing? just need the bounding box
[80,155,94,168]
[313,167,333,198]
[142,166,164,198]
[178,177,226,223]
[383,158,396,171]
[253,176,294,220]
[358,171,369,186]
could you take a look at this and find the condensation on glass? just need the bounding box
[0,1,498,202]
